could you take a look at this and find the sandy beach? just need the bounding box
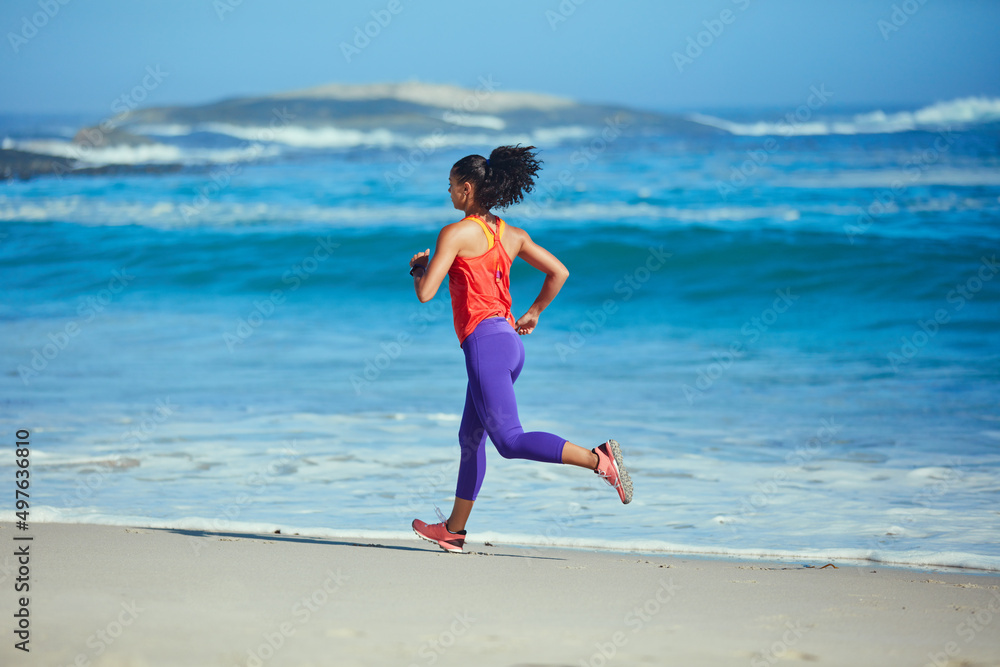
[1,522,998,666]
[4,2,1000,666]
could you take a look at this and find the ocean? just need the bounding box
[2,97,999,571]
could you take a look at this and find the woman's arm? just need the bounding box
[410,225,462,303]
[513,230,569,334]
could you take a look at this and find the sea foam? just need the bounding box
[689,96,1000,136]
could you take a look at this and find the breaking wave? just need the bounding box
[690,96,1000,136]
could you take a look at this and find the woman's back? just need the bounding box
[448,215,516,345]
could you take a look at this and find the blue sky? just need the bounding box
[1,0,998,116]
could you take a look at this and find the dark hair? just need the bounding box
[451,145,542,210]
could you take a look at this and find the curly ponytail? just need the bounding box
[452,145,542,211]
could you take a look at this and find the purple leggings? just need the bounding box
[456,317,566,501]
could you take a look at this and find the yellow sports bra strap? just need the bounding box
[467,216,495,250]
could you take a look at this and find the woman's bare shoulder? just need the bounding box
[440,217,480,239]
[441,217,491,256]
[502,219,532,239]
[500,220,532,254]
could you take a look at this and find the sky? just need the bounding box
[0,0,998,117]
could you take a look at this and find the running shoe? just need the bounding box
[412,518,466,553]
[594,439,633,504]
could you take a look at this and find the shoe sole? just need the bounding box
[412,525,464,553]
[607,439,633,504]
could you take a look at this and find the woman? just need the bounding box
[408,145,632,553]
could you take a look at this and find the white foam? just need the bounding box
[6,450,139,469]
[0,198,809,229]
[689,96,1000,136]
[3,195,995,231]
[442,114,506,130]
[513,201,805,224]
[427,413,461,422]
[781,168,1000,188]
[5,409,998,577]
[530,126,593,143]
[6,138,280,166]
[0,197,457,227]
[200,122,399,149]
[907,466,961,481]
[89,122,594,152]
[13,508,1000,572]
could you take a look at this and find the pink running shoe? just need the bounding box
[594,439,633,504]
[412,518,466,553]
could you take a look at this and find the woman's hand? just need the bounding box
[410,248,430,270]
[515,310,539,335]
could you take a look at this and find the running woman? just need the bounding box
[408,145,632,553]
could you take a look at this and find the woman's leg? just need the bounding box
[561,443,600,469]
[447,319,602,533]
[446,497,475,533]
[455,383,488,501]
[450,383,487,532]
[450,435,597,532]
[464,325,565,465]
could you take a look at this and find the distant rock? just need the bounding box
[0,149,74,180]
[0,148,182,181]
[9,82,723,181]
[76,80,723,137]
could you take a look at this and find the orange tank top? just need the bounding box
[448,215,516,345]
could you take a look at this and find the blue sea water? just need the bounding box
[2,100,999,570]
